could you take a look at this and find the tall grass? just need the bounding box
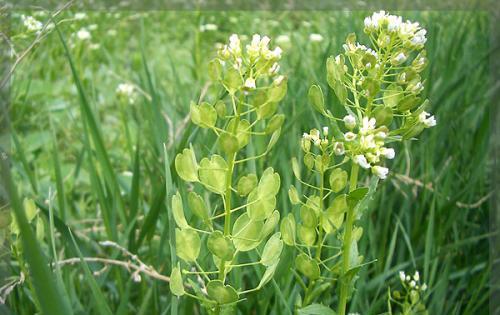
[3,10,493,314]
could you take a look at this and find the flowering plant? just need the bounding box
[170,34,287,314]
[282,11,436,314]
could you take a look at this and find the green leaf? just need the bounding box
[175,228,200,262]
[190,102,217,128]
[260,232,283,266]
[280,213,296,246]
[170,263,185,296]
[383,84,403,108]
[298,304,336,315]
[199,155,227,194]
[308,85,325,114]
[172,192,189,229]
[295,253,320,280]
[237,174,258,196]
[206,280,239,305]
[329,168,348,193]
[298,224,316,246]
[175,148,199,182]
[207,231,235,261]
[187,192,211,227]
[232,213,263,251]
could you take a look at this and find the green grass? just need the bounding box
[2,9,493,315]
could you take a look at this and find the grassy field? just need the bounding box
[1,9,493,315]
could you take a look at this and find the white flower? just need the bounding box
[360,117,377,134]
[303,133,310,140]
[376,131,387,139]
[88,24,98,31]
[380,147,395,159]
[309,33,323,42]
[344,132,357,142]
[399,271,406,282]
[313,139,321,147]
[334,142,345,156]
[372,165,389,179]
[322,126,329,136]
[418,111,437,127]
[269,63,280,75]
[21,15,43,32]
[200,23,218,32]
[228,34,241,55]
[387,15,402,32]
[276,35,291,45]
[244,78,256,89]
[414,271,420,281]
[353,155,371,169]
[410,280,416,288]
[394,52,407,63]
[343,114,356,129]
[411,81,424,93]
[271,46,282,59]
[76,28,91,40]
[74,12,87,20]
[360,134,377,150]
[421,283,428,291]
[116,83,135,96]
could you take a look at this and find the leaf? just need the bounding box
[170,263,185,296]
[175,148,199,182]
[280,213,296,246]
[237,174,258,196]
[298,304,336,315]
[190,102,217,128]
[207,231,235,261]
[295,253,320,280]
[206,280,239,305]
[199,155,227,194]
[260,232,283,266]
[308,85,325,114]
[172,192,189,229]
[232,213,263,251]
[175,228,200,262]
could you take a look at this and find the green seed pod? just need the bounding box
[265,114,285,134]
[300,206,318,228]
[232,213,263,251]
[304,153,315,170]
[298,224,316,246]
[190,102,217,128]
[295,253,320,280]
[383,83,403,108]
[215,100,226,118]
[206,280,239,305]
[175,228,201,262]
[237,173,258,196]
[398,95,421,111]
[207,231,235,261]
[172,192,188,229]
[308,84,325,115]
[260,232,283,267]
[288,185,301,205]
[175,148,199,182]
[227,118,251,149]
[222,67,243,94]
[187,191,211,228]
[329,168,348,193]
[372,106,394,126]
[267,75,288,103]
[301,137,311,152]
[219,132,239,155]
[208,59,222,82]
[280,213,296,246]
[198,155,227,194]
[169,263,185,296]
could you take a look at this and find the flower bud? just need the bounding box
[343,114,356,129]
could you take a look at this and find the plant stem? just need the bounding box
[315,170,325,260]
[338,163,359,315]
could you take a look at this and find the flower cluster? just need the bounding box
[399,270,427,292]
[364,11,427,49]
[217,34,282,89]
[21,15,43,33]
[391,270,429,313]
[116,83,137,104]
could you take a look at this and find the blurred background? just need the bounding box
[1,9,494,314]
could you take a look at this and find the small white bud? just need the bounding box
[344,132,357,142]
[372,165,389,179]
[343,114,356,129]
[322,126,329,136]
[353,155,371,169]
[244,78,256,89]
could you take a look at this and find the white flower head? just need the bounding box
[21,15,43,32]
[309,33,323,42]
[410,280,416,288]
[353,155,371,169]
[228,34,241,55]
[344,132,357,142]
[372,165,389,179]
[322,126,329,136]
[74,12,87,20]
[116,83,136,103]
[380,147,395,159]
[76,28,91,40]
[418,111,437,128]
[334,142,345,156]
[343,114,356,129]
[414,271,420,281]
[360,117,377,134]
[244,78,256,90]
[399,271,406,282]
[394,52,407,63]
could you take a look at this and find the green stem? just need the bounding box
[315,170,325,260]
[338,163,359,315]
